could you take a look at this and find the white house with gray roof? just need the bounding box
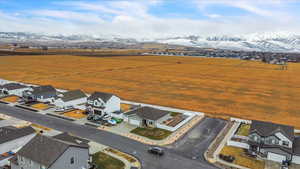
[0,83,29,97]
[22,85,57,103]
[86,91,121,117]
[248,120,300,164]
[0,126,36,167]
[54,90,87,110]
[10,133,90,169]
[124,106,170,128]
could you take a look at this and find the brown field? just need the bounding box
[0,55,299,128]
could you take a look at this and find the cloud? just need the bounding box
[0,0,299,39]
[194,0,292,16]
[31,10,104,23]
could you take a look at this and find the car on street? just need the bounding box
[148,147,164,156]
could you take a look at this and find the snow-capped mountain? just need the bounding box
[156,32,300,53]
[1,31,300,53]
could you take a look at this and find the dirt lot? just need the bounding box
[0,55,299,128]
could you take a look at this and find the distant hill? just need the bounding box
[1,31,300,53]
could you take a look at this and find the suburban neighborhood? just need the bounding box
[0,78,299,169]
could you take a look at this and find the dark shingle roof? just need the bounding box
[293,137,300,156]
[53,132,89,147]
[60,90,87,102]
[250,120,294,141]
[88,92,115,103]
[0,126,35,144]
[0,83,27,90]
[31,85,56,95]
[17,133,88,168]
[130,106,170,121]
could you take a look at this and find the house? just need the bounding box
[10,132,90,169]
[86,92,120,116]
[293,137,300,164]
[0,126,36,166]
[54,90,87,110]
[247,120,300,164]
[0,83,29,97]
[22,85,57,103]
[124,106,170,128]
[0,126,36,154]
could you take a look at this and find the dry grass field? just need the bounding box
[0,54,299,128]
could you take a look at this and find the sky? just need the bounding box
[0,0,300,39]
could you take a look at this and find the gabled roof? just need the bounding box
[0,126,35,144]
[129,106,170,121]
[293,137,300,156]
[31,85,56,95]
[250,120,294,141]
[53,132,89,147]
[88,92,116,103]
[60,90,87,102]
[0,83,28,90]
[17,133,88,168]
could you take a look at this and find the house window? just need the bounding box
[282,141,289,146]
[70,157,75,164]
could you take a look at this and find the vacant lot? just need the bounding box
[0,55,299,128]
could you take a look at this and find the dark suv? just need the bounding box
[148,147,164,156]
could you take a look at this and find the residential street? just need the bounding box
[167,117,226,161]
[0,103,220,169]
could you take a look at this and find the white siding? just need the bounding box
[267,152,286,162]
[49,147,89,169]
[54,97,87,108]
[0,133,36,154]
[275,132,293,148]
[11,88,29,97]
[129,118,140,126]
[292,155,300,164]
[104,96,121,115]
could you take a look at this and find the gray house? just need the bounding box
[10,133,90,169]
[124,106,170,128]
[248,120,297,163]
[22,85,57,103]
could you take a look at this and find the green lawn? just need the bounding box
[92,152,125,169]
[130,127,172,140]
[170,112,180,117]
[236,124,250,136]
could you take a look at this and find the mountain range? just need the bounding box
[1,32,300,53]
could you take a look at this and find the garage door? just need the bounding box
[267,152,286,163]
[129,119,140,126]
[292,155,300,164]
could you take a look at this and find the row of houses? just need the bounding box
[0,82,179,130]
[0,125,90,169]
[0,83,120,115]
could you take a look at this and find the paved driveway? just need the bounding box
[167,117,226,161]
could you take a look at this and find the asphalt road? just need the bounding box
[0,103,221,169]
[168,118,226,161]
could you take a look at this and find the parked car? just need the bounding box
[107,119,117,125]
[112,117,123,123]
[148,147,164,156]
